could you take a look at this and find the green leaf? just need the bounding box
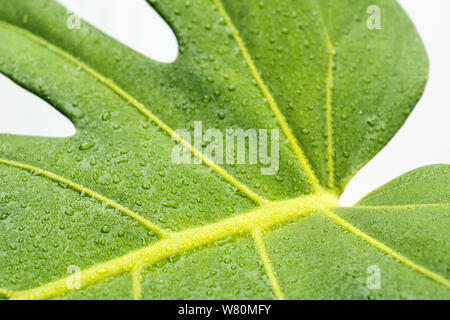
[0,0,447,300]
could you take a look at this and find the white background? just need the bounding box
[0,0,448,205]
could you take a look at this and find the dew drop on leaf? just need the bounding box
[79,143,95,151]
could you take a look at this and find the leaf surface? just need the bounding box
[0,0,448,300]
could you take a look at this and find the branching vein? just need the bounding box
[0,21,266,205]
[131,266,143,300]
[323,208,450,288]
[7,193,338,300]
[252,229,285,300]
[0,158,167,238]
[213,0,322,193]
[315,1,337,191]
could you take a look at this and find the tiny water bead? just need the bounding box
[79,143,95,151]
[101,112,111,121]
[162,200,179,209]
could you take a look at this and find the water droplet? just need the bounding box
[162,200,178,208]
[101,112,111,121]
[79,143,94,151]
[367,116,377,127]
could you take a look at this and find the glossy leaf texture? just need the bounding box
[0,0,448,300]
